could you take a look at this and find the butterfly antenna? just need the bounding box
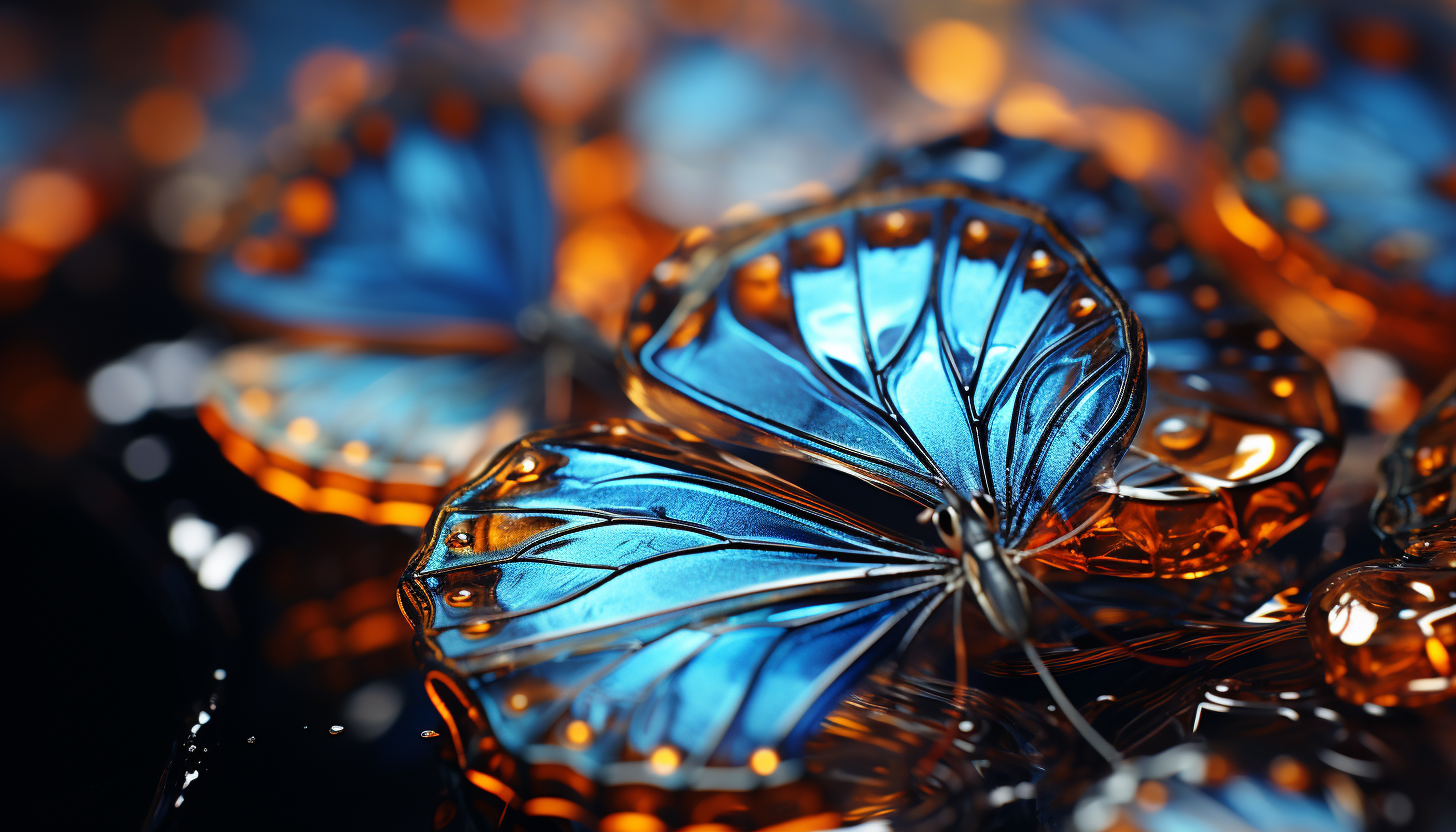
[1015,564,1193,668]
[1020,639,1122,764]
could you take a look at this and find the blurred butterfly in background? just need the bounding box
[399,133,1350,831]
[193,53,615,526]
[1204,1,1456,387]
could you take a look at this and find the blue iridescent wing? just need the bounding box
[202,97,553,350]
[399,420,957,789]
[622,181,1147,549]
[199,342,542,526]
[874,131,1342,577]
[1026,0,1267,129]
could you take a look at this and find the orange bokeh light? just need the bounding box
[551,135,639,216]
[280,177,337,236]
[291,49,371,124]
[448,0,523,41]
[5,169,94,251]
[520,53,598,125]
[126,87,207,165]
[994,82,1081,139]
[905,19,1004,110]
[165,15,249,95]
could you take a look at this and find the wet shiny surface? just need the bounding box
[1373,375,1456,559]
[1307,560,1454,708]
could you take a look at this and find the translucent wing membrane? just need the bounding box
[399,421,958,790]
[623,181,1147,548]
[202,87,553,352]
[198,342,542,526]
[874,131,1342,577]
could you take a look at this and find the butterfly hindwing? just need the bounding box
[400,421,954,783]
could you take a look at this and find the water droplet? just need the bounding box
[1154,416,1207,452]
[509,692,529,711]
[1027,249,1052,273]
[445,588,475,607]
[962,218,989,248]
[462,619,492,638]
[649,745,682,775]
[1070,296,1098,318]
[958,720,974,732]
[564,720,592,746]
[1270,376,1296,398]
[420,730,440,739]
[329,725,344,735]
[247,736,256,744]
[213,669,226,681]
[749,747,780,776]
[799,226,845,268]
[445,525,473,551]
[1415,445,1449,477]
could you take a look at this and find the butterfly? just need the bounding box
[194,61,576,526]
[401,130,1350,829]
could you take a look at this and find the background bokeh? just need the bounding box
[1,1,1450,829]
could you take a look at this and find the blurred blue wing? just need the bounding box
[1229,5,1456,294]
[199,342,543,524]
[624,182,1147,547]
[203,103,553,348]
[400,421,955,783]
[1026,0,1267,129]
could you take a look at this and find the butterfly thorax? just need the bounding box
[929,490,1033,642]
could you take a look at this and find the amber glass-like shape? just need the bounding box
[1373,374,1456,559]
[1307,560,1455,707]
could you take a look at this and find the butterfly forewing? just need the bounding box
[400,421,956,786]
[624,182,1147,548]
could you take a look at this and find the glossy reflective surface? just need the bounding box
[623,180,1148,549]
[1373,374,1456,559]
[1307,560,1455,708]
[848,132,1339,576]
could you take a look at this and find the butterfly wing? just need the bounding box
[198,342,542,526]
[623,181,1147,548]
[399,421,957,796]
[202,97,553,352]
[872,131,1343,577]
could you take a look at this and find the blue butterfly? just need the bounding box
[402,140,1345,827]
[196,69,565,524]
